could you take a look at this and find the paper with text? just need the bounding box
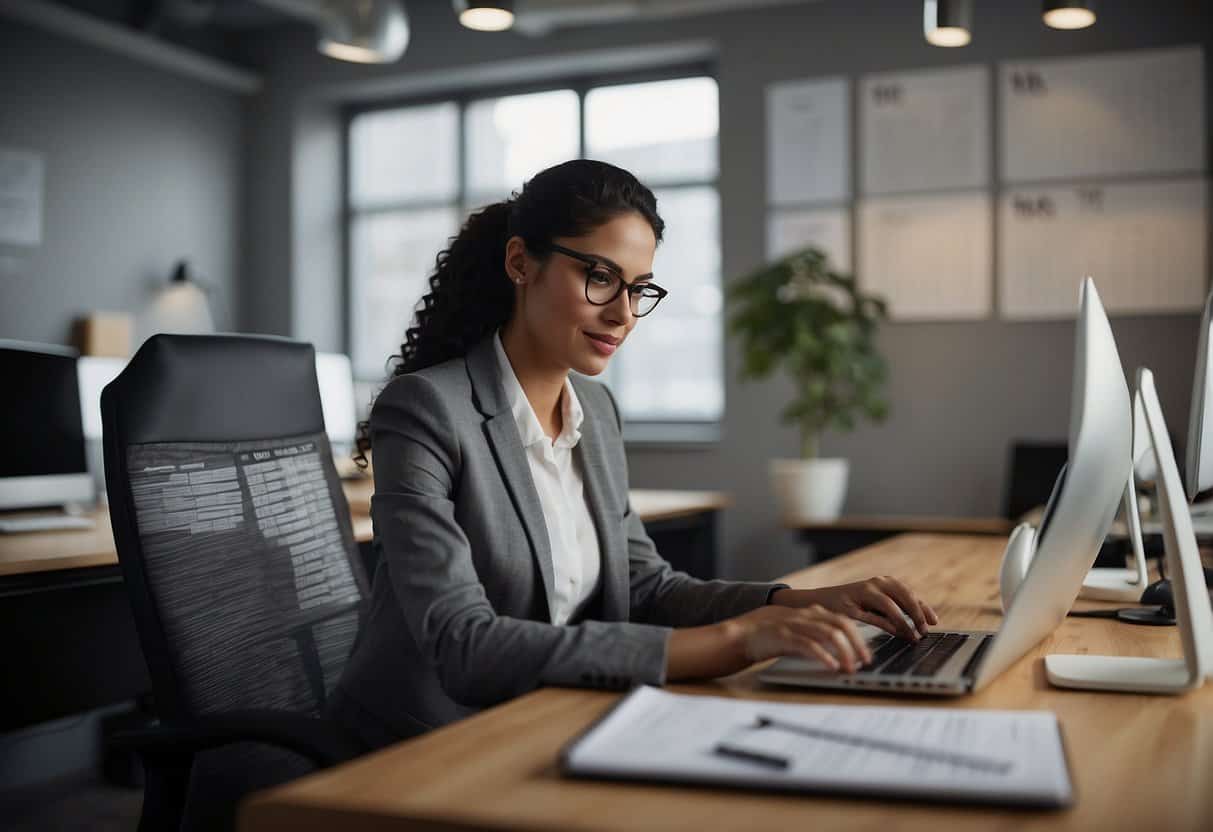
[563,687,1072,807]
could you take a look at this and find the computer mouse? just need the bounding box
[1139,579,1172,607]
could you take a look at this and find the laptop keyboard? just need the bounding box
[863,632,971,677]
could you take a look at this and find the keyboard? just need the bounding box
[0,515,97,533]
[863,632,974,678]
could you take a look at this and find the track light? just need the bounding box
[1043,0,1096,30]
[923,0,972,47]
[454,0,514,32]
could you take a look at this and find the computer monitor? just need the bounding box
[973,277,1132,689]
[1184,286,1213,504]
[315,352,358,458]
[77,356,128,501]
[0,341,94,511]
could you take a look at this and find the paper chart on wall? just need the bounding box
[1000,46,1204,184]
[860,65,989,196]
[0,148,44,247]
[858,191,992,321]
[999,178,1208,320]
[767,207,851,272]
[766,77,850,205]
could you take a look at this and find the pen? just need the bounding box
[753,715,1013,775]
[713,742,790,770]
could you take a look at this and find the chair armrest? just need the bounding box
[111,709,360,768]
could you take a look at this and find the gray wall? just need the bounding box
[241,0,1211,582]
[0,20,245,346]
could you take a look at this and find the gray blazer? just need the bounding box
[335,334,784,744]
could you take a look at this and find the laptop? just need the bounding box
[760,278,1132,697]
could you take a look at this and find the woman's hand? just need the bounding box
[728,604,873,673]
[770,577,939,642]
[665,603,878,681]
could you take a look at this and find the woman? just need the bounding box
[332,159,938,751]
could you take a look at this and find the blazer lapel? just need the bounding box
[465,336,557,619]
[574,384,629,622]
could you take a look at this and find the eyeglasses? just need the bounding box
[548,243,668,318]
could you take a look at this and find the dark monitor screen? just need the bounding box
[1036,462,1069,546]
[0,345,87,478]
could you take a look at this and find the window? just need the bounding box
[346,74,722,430]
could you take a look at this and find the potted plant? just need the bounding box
[727,247,890,522]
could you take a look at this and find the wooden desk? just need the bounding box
[0,480,378,579]
[0,482,728,578]
[789,515,1015,562]
[241,533,1213,832]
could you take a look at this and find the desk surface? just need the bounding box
[789,515,1014,534]
[0,481,728,578]
[241,533,1213,832]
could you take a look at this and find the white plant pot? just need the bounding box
[770,458,850,522]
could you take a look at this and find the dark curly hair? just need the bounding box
[354,159,664,467]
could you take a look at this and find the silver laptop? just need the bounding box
[761,278,1131,697]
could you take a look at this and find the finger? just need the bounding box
[788,618,857,672]
[851,608,903,640]
[816,622,861,674]
[923,600,940,626]
[795,607,868,662]
[877,577,930,635]
[798,639,841,671]
[863,591,920,641]
[830,612,872,665]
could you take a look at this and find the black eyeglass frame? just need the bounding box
[546,243,669,317]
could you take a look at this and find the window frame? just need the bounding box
[342,62,722,441]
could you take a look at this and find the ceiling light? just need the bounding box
[923,0,972,47]
[317,0,410,63]
[454,0,514,32]
[1043,1,1096,30]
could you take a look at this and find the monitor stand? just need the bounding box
[1080,387,1152,602]
[1077,477,1150,602]
[1046,368,1213,694]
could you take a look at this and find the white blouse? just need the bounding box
[493,333,603,626]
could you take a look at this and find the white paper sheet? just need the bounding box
[999,178,1208,320]
[563,687,1072,807]
[857,191,992,320]
[860,65,989,196]
[766,78,850,205]
[1000,46,1205,183]
[0,148,44,247]
[767,207,851,272]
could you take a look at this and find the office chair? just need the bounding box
[1003,440,1068,522]
[101,334,368,831]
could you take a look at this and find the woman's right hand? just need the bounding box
[726,604,873,673]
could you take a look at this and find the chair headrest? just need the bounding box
[103,333,324,446]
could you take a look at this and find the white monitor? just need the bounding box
[1184,287,1213,503]
[0,341,95,511]
[78,356,127,441]
[974,278,1133,689]
[316,352,358,455]
[77,356,128,503]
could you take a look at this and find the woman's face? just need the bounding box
[508,211,658,377]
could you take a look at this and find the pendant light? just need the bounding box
[923,0,972,47]
[318,0,410,63]
[1043,1,1096,30]
[454,0,515,32]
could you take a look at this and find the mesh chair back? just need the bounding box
[101,334,368,723]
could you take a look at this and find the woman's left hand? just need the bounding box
[770,578,939,642]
